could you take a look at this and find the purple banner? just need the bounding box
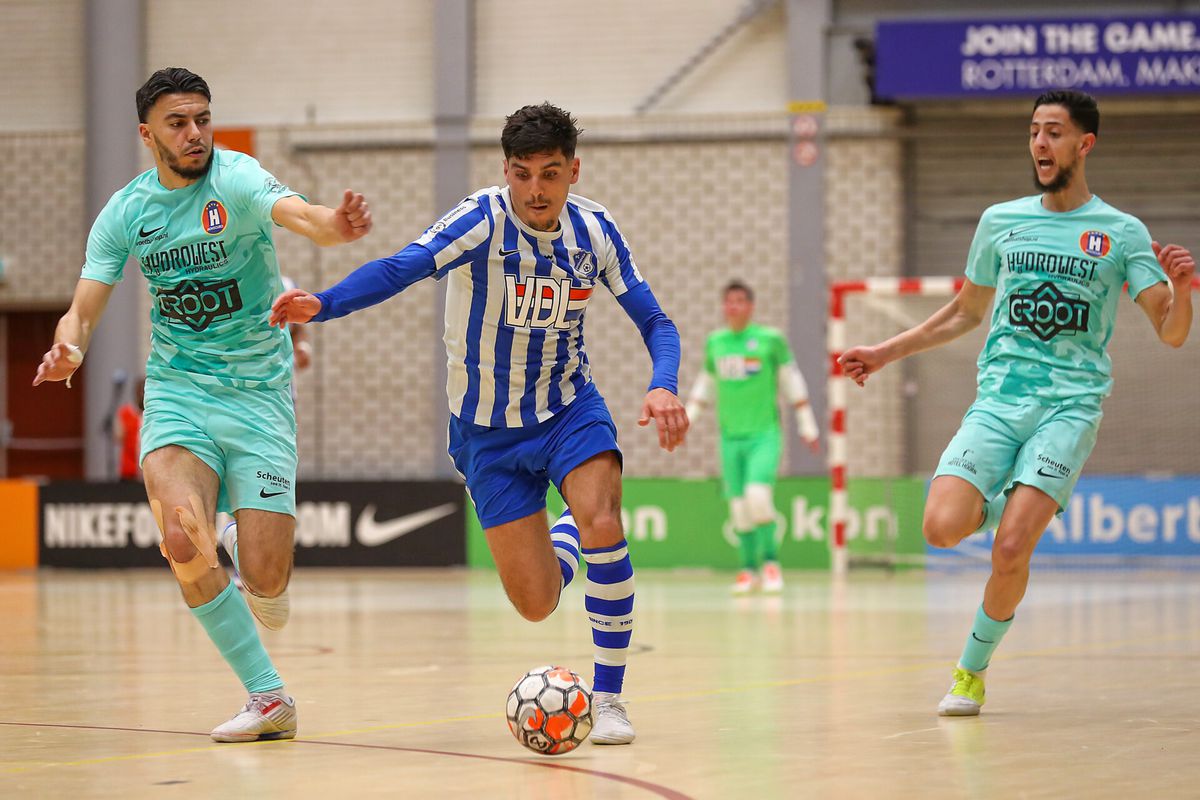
[876,16,1200,99]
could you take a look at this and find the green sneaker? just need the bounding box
[937,666,985,716]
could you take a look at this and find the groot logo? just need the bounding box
[1008,281,1089,342]
[157,279,243,331]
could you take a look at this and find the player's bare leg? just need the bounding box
[561,452,636,745]
[219,509,295,630]
[143,446,295,742]
[485,512,562,622]
[921,475,987,549]
[939,483,1059,716]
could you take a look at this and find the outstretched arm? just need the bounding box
[270,243,439,327]
[34,278,114,386]
[1136,242,1195,348]
[615,283,689,452]
[271,190,373,247]
[839,279,994,387]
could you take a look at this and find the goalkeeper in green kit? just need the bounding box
[686,281,820,593]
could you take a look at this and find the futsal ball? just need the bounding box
[506,665,593,755]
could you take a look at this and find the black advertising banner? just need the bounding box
[39,481,466,568]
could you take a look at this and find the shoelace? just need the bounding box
[595,700,628,721]
[950,669,981,696]
[243,694,285,715]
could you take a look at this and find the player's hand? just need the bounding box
[1153,241,1196,289]
[293,342,312,370]
[638,388,689,452]
[32,343,83,387]
[333,189,372,243]
[270,288,322,328]
[838,345,887,387]
[803,436,820,454]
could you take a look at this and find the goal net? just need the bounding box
[827,277,1200,572]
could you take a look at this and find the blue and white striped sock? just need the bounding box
[551,509,581,589]
[583,539,635,695]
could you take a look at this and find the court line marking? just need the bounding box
[0,629,1193,778]
[0,722,692,800]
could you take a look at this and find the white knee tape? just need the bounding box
[745,484,775,525]
[729,497,753,532]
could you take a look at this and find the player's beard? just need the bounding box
[155,135,213,181]
[1032,158,1076,194]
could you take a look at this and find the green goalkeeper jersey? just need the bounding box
[704,324,795,437]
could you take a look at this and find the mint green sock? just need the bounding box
[736,530,758,569]
[959,604,1014,673]
[975,494,1007,534]
[756,522,778,562]
[191,582,282,694]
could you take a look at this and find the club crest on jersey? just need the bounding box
[202,200,228,235]
[1079,230,1110,258]
[571,249,598,278]
[503,275,592,330]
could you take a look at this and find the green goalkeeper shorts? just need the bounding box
[719,428,782,499]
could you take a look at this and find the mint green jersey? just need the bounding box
[966,194,1166,401]
[705,324,795,436]
[81,149,303,389]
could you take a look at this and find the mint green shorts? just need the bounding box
[140,374,297,516]
[935,395,1102,511]
[719,429,782,498]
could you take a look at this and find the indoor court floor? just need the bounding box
[2,566,1199,799]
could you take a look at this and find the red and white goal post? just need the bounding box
[827,277,965,574]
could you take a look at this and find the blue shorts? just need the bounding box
[448,384,621,529]
[934,394,1103,511]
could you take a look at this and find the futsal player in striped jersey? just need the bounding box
[271,103,688,744]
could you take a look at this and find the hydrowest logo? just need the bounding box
[356,502,458,547]
[1008,281,1089,342]
[157,278,242,331]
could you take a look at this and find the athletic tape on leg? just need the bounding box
[151,496,220,584]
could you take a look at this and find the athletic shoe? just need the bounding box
[211,692,298,742]
[589,692,635,745]
[219,522,290,631]
[732,569,756,594]
[937,666,986,716]
[761,561,784,592]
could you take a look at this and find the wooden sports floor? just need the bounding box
[2,567,1198,799]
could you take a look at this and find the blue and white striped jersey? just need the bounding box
[314,185,680,429]
[425,186,648,427]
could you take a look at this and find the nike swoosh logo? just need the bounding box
[1036,467,1064,479]
[259,488,288,498]
[971,633,994,644]
[1007,227,1035,238]
[498,248,520,256]
[356,502,458,547]
[139,225,164,238]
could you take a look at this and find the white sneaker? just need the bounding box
[761,561,784,592]
[219,522,290,631]
[589,692,635,745]
[211,692,297,742]
[731,569,756,595]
